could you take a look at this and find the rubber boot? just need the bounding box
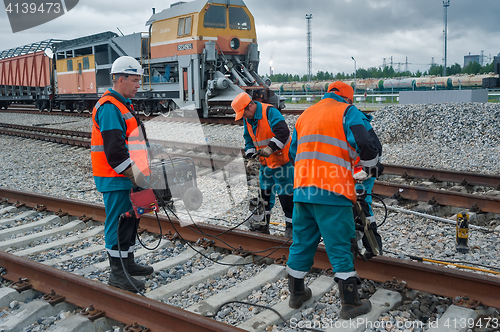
[288,274,312,309]
[337,277,372,319]
[127,252,154,276]
[284,222,293,238]
[108,254,145,292]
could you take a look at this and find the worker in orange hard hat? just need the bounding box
[327,81,354,104]
[327,80,384,261]
[232,92,252,121]
[231,92,294,238]
[285,80,383,317]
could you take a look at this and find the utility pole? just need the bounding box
[405,57,411,72]
[306,14,313,81]
[352,57,356,97]
[443,0,450,76]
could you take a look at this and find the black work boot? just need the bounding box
[108,254,145,292]
[337,277,372,319]
[288,274,312,309]
[284,222,293,238]
[127,252,154,276]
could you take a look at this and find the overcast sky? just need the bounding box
[1,0,499,78]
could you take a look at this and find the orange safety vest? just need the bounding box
[245,103,291,169]
[294,98,358,203]
[91,90,150,178]
[353,157,362,174]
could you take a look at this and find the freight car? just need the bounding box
[0,0,282,117]
[0,40,60,111]
[270,72,498,95]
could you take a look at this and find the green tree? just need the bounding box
[480,62,494,74]
[428,64,443,76]
[463,61,481,74]
[448,63,462,75]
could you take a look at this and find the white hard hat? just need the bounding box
[111,56,143,76]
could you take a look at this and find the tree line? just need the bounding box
[268,61,495,83]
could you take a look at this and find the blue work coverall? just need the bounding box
[286,93,380,280]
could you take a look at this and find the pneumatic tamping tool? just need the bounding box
[353,193,381,261]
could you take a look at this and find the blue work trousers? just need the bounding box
[259,162,294,196]
[102,190,137,257]
[287,202,355,275]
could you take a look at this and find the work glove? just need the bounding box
[122,163,150,188]
[246,158,258,172]
[363,162,384,178]
[353,170,370,182]
[258,146,273,158]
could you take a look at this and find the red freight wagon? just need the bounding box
[0,51,51,87]
[0,39,60,110]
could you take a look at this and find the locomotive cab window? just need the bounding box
[83,57,89,70]
[203,5,226,28]
[229,7,250,30]
[67,59,73,72]
[177,16,192,36]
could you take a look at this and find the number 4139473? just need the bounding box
[5,2,61,14]
[444,318,498,329]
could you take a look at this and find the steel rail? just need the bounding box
[383,164,500,189]
[0,108,87,117]
[373,181,500,214]
[1,187,500,309]
[0,252,244,332]
[0,128,90,147]
[0,122,91,138]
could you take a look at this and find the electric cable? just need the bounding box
[116,212,147,296]
[369,193,388,227]
[156,195,292,266]
[147,147,293,263]
[384,249,500,275]
[125,137,292,270]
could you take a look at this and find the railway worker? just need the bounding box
[231,92,294,238]
[286,81,383,319]
[91,56,154,292]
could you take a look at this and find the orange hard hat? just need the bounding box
[327,81,354,102]
[231,92,251,120]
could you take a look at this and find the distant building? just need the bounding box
[464,55,481,67]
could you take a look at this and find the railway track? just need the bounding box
[0,107,305,126]
[2,122,500,215]
[0,188,499,332]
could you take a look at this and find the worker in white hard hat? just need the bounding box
[90,56,153,292]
